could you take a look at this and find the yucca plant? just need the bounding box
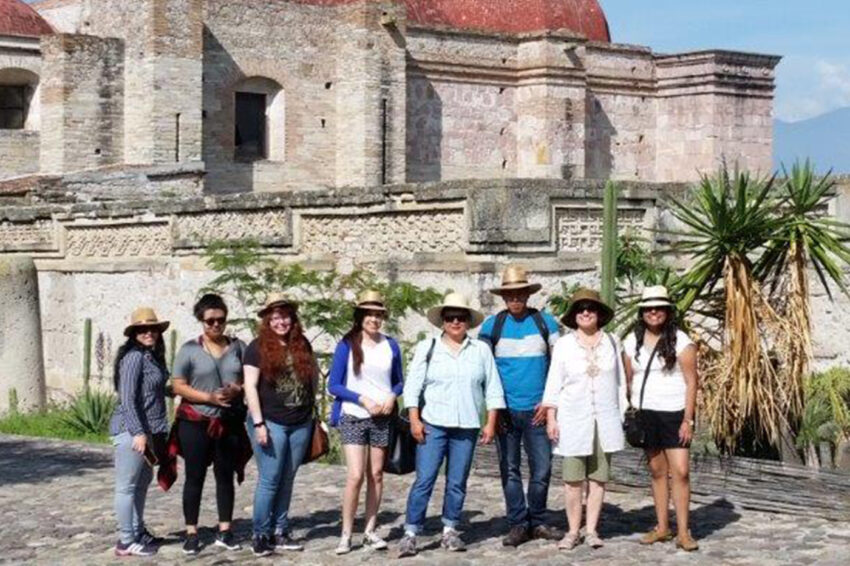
[662,167,796,451]
[60,389,117,436]
[797,367,850,467]
[757,161,850,379]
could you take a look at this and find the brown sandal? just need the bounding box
[640,527,673,545]
[676,531,699,552]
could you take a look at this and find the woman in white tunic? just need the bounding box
[543,288,626,550]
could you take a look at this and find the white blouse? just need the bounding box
[542,332,627,457]
[623,330,694,412]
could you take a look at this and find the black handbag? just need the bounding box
[624,342,659,449]
[383,413,418,475]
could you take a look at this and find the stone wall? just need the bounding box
[0,37,44,176]
[38,33,124,174]
[0,178,661,394]
[0,131,39,178]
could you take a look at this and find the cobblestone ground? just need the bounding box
[1,435,849,565]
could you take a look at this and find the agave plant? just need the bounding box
[662,167,797,451]
[60,389,117,436]
[797,367,850,467]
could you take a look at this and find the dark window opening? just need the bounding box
[0,85,27,130]
[234,91,267,160]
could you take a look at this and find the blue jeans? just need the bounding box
[113,432,153,545]
[404,423,478,534]
[496,409,552,528]
[248,417,312,537]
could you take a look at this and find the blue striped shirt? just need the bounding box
[109,348,170,436]
[478,310,561,411]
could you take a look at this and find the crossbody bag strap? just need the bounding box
[638,342,660,411]
[605,332,620,387]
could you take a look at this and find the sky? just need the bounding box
[601,0,850,123]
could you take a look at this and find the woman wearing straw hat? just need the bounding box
[109,307,171,557]
[243,293,319,556]
[542,289,626,551]
[622,286,699,552]
[398,293,506,558]
[328,290,405,555]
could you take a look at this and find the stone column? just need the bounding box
[0,256,46,413]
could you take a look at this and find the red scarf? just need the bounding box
[157,403,253,491]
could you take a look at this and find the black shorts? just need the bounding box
[642,409,689,449]
[339,414,391,447]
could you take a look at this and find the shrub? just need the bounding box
[60,390,117,436]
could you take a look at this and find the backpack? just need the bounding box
[479,308,552,361]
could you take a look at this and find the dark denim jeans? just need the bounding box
[495,409,553,528]
[404,423,478,534]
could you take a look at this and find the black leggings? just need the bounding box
[178,419,239,525]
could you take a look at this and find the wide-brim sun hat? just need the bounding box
[489,264,542,296]
[124,307,170,337]
[355,289,388,312]
[257,292,298,318]
[426,292,485,329]
[637,285,675,309]
[561,288,614,329]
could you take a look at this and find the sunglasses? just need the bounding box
[442,313,470,324]
[137,327,161,335]
[641,306,669,314]
[203,317,227,327]
[575,302,599,314]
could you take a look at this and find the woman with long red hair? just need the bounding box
[243,293,318,557]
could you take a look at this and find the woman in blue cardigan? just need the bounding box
[328,290,404,555]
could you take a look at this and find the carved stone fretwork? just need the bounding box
[65,223,170,257]
[173,209,293,248]
[300,210,465,258]
[0,220,57,252]
[557,208,645,252]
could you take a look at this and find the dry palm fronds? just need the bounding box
[701,255,804,450]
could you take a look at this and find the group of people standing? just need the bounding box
[108,265,700,558]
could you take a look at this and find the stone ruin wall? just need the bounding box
[0,38,41,178]
[2,176,850,407]
[1,179,658,402]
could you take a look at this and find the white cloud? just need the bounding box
[776,58,850,122]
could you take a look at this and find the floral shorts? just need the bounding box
[339,414,391,447]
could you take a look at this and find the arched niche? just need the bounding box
[233,76,285,162]
[0,68,40,131]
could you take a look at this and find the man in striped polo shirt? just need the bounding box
[479,266,562,547]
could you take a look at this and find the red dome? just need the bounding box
[405,0,610,41]
[0,0,53,38]
[292,0,610,41]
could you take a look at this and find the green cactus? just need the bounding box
[601,180,619,308]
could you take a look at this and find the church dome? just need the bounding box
[295,0,611,42]
[404,0,610,41]
[0,0,53,38]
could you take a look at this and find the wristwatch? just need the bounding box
[253,420,265,428]
[685,418,695,427]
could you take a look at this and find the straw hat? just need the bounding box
[257,292,298,317]
[561,288,614,329]
[637,285,675,309]
[124,307,170,337]
[426,292,485,329]
[489,265,542,296]
[355,289,387,312]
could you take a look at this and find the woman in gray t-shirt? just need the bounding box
[171,294,247,555]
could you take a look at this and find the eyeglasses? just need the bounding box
[203,317,227,327]
[641,306,668,314]
[442,313,470,324]
[137,327,160,335]
[363,310,385,319]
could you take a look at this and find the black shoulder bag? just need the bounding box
[623,341,659,449]
[384,338,436,475]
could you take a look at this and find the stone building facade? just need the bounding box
[3,0,837,408]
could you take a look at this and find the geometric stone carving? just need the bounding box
[173,210,292,247]
[557,208,645,252]
[301,210,465,258]
[0,220,56,252]
[65,223,170,257]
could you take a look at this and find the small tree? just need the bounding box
[201,239,445,416]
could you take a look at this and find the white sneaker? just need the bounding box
[335,535,352,555]
[363,530,388,550]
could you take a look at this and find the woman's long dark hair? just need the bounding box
[257,305,315,386]
[113,331,167,391]
[634,307,678,371]
[343,309,370,376]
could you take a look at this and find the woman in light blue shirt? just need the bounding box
[398,293,505,558]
